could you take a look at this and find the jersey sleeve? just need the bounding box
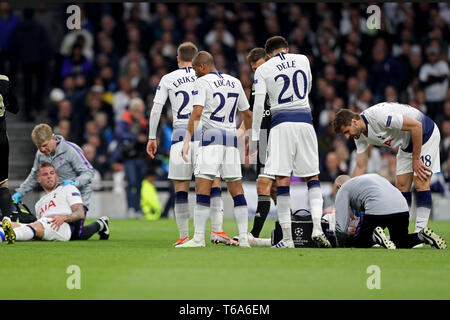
[237,81,250,111]
[64,185,83,206]
[355,136,369,154]
[367,105,403,131]
[253,68,267,96]
[152,76,169,105]
[192,78,207,108]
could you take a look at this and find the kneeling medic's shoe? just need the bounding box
[173,236,189,246]
[210,231,239,246]
[419,227,447,249]
[312,230,331,248]
[272,239,294,248]
[175,238,205,248]
[97,216,110,240]
[372,227,396,249]
[2,217,15,245]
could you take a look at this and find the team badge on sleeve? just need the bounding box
[192,90,198,95]
[72,192,80,197]
[386,115,392,127]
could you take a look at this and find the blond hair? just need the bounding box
[31,124,53,146]
[177,42,198,62]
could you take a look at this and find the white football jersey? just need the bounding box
[35,185,83,219]
[153,67,197,128]
[193,72,249,130]
[355,102,435,154]
[254,52,312,112]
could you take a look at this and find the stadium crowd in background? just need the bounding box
[1,2,450,200]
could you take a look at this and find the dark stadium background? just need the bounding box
[2,2,450,217]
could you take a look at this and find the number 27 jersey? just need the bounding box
[254,52,312,112]
[193,72,249,131]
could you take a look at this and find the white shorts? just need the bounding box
[264,122,320,177]
[168,141,199,180]
[194,144,242,180]
[38,217,72,241]
[396,124,441,176]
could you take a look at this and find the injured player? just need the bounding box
[2,162,105,243]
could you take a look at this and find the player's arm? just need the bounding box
[401,115,430,181]
[0,75,19,114]
[334,189,351,247]
[147,79,168,159]
[251,69,266,142]
[69,147,94,188]
[181,105,203,162]
[352,150,369,177]
[49,203,85,231]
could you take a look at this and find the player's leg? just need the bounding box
[226,178,250,247]
[250,176,273,238]
[210,177,224,234]
[1,218,45,243]
[413,174,433,233]
[0,133,13,219]
[176,176,214,248]
[272,176,294,248]
[386,212,422,248]
[169,140,196,245]
[396,173,413,210]
[173,180,191,245]
[293,123,330,247]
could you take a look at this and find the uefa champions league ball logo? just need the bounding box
[294,227,303,237]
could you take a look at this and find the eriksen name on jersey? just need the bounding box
[172,75,196,88]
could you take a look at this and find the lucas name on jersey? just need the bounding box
[213,78,236,89]
[171,75,196,88]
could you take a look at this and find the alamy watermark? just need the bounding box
[66,5,81,30]
[366,5,381,30]
[366,265,381,290]
[66,265,81,290]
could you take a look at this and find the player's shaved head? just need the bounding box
[334,175,351,188]
[192,51,215,68]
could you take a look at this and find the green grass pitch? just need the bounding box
[1,218,449,300]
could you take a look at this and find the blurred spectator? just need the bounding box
[419,44,449,120]
[82,143,103,191]
[140,168,162,221]
[115,97,149,217]
[0,2,19,82]
[12,8,52,121]
[368,38,403,104]
[319,151,345,182]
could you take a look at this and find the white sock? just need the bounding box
[415,206,430,233]
[233,194,249,238]
[277,193,293,242]
[210,195,224,233]
[308,183,324,234]
[14,225,35,241]
[175,202,190,239]
[193,200,210,242]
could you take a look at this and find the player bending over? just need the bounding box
[333,102,441,234]
[334,174,446,249]
[252,36,330,248]
[2,162,109,244]
[147,42,237,246]
[177,51,253,248]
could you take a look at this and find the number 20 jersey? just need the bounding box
[253,52,312,112]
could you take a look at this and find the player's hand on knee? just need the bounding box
[63,180,77,187]
[413,158,432,181]
[11,192,23,204]
[146,139,158,159]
